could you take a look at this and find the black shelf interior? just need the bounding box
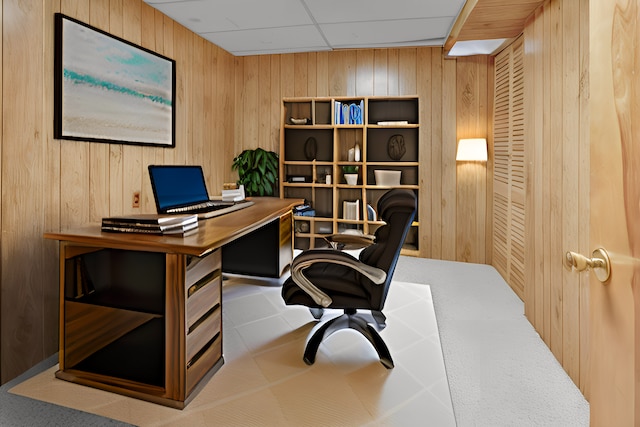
[314,188,333,217]
[366,128,419,162]
[284,186,312,204]
[366,166,418,186]
[284,128,333,162]
[65,249,166,315]
[368,99,418,124]
[315,101,332,124]
[71,318,165,387]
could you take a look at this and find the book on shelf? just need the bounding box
[293,204,315,217]
[335,101,343,124]
[334,100,364,125]
[74,257,95,298]
[343,200,360,221]
[376,120,409,126]
[101,213,199,235]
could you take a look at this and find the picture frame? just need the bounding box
[54,14,176,147]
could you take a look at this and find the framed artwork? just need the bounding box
[54,14,176,147]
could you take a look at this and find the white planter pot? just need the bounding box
[344,173,358,185]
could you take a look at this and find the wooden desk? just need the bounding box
[44,197,301,409]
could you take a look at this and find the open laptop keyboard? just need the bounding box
[166,200,233,214]
[166,200,254,219]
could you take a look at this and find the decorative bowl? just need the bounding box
[290,117,309,125]
[374,170,401,186]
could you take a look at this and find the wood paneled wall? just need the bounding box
[456,56,491,264]
[522,0,590,394]
[0,0,491,383]
[0,0,236,383]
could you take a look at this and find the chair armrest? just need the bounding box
[324,233,375,250]
[291,250,387,307]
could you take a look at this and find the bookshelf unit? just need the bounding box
[280,96,420,255]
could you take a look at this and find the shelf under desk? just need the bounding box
[44,197,302,409]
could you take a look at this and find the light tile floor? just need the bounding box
[11,278,455,427]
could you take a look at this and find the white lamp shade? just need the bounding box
[456,138,487,161]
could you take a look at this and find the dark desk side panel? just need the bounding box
[222,217,290,278]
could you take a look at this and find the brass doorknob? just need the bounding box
[564,248,611,283]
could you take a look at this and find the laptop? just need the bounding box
[148,165,253,219]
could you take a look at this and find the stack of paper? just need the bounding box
[222,184,245,202]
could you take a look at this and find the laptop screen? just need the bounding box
[148,165,210,212]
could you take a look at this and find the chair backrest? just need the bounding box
[359,189,416,309]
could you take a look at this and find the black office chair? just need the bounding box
[281,189,417,368]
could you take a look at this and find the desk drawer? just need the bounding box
[186,307,221,364]
[186,333,222,395]
[185,250,221,289]
[186,274,220,330]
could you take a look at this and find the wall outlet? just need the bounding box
[132,191,140,208]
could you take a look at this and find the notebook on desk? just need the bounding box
[148,165,253,219]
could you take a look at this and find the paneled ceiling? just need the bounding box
[143,0,545,56]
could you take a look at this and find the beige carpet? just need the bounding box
[10,279,454,427]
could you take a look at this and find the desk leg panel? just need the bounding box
[165,253,186,402]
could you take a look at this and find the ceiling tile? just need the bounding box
[202,25,329,56]
[304,0,464,23]
[147,0,313,33]
[320,18,452,48]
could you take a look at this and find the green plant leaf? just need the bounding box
[265,171,275,184]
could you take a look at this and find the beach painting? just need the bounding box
[55,14,175,147]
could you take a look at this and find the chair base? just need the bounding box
[303,309,394,369]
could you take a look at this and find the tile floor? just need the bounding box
[11,277,455,426]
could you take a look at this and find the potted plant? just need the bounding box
[232,148,279,196]
[342,165,359,185]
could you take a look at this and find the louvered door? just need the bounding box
[493,36,525,298]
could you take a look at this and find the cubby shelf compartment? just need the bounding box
[280,96,420,253]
